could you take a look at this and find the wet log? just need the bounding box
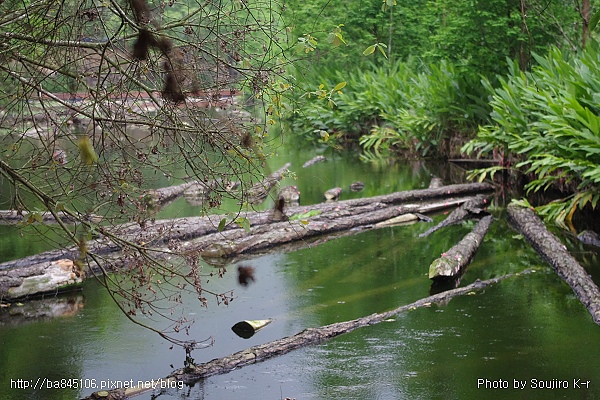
[190,199,461,259]
[81,269,530,400]
[0,259,84,300]
[428,215,494,280]
[0,182,493,273]
[324,187,342,201]
[419,193,490,238]
[302,155,326,168]
[507,204,600,325]
[0,210,103,225]
[142,181,198,208]
[244,163,291,204]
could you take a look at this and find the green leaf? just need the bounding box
[590,10,600,31]
[235,217,251,233]
[217,218,226,232]
[333,81,347,91]
[363,45,376,56]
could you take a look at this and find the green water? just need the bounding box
[2,144,600,400]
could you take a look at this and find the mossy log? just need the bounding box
[507,203,600,325]
[428,215,494,280]
[81,269,529,400]
[0,259,83,301]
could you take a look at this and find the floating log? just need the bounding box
[302,155,326,168]
[0,182,493,273]
[0,210,103,225]
[244,163,291,204]
[231,319,273,339]
[428,215,494,280]
[419,194,489,238]
[507,204,600,325]
[0,259,84,300]
[81,269,530,400]
[324,187,342,201]
[349,181,364,192]
[577,230,600,248]
[278,185,300,203]
[142,181,198,208]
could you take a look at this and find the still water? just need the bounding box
[2,143,600,400]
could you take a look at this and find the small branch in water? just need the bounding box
[81,269,532,399]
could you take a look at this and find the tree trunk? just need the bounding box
[507,203,600,325]
[80,269,529,400]
[428,215,494,279]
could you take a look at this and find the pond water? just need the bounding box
[2,139,600,400]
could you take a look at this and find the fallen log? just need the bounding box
[302,155,326,168]
[419,193,490,238]
[428,215,494,280]
[81,269,531,400]
[244,163,291,204]
[507,204,600,325]
[190,199,463,259]
[0,210,103,225]
[142,181,198,209]
[0,182,493,273]
[0,184,493,299]
[0,259,84,301]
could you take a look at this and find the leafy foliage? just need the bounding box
[289,59,489,158]
[463,43,600,227]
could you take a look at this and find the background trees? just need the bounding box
[0,0,289,343]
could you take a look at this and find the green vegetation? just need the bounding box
[281,0,599,227]
[463,43,600,228]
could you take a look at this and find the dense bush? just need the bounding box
[463,43,600,227]
[288,59,490,158]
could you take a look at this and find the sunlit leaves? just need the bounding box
[363,43,388,59]
[298,33,317,53]
[328,24,347,47]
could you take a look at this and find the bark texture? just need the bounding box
[429,215,494,279]
[419,193,490,238]
[507,203,600,325]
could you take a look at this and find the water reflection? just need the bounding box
[2,146,600,400]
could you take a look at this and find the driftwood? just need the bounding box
[428,215,494,279]
[302,155,326,168]
[244,163,291,204]
[0,259,84,300]
[419,194,489,238]
[0,183,493,299]
[81,269,530,400]
[507,204,600,325]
